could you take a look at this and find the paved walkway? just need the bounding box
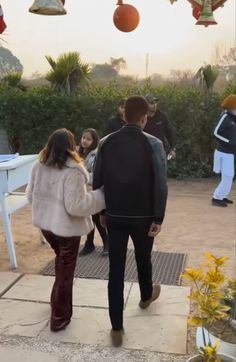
[0,271,190,361]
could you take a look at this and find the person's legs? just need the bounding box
[41,230,80,331]
[80,213,108,256]
[106,220,129,332]
[79,228,95,256]
[213,152,234,206]
[93,213,108,254]
[41,230,60,307]
[130,222,154,302]
[214,174,234,199]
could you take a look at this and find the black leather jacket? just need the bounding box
[214,111,236,154]
[93,124,168,224]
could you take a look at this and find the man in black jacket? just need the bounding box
[93,96,168,347]
[103,99,126,136]
[212,94,236,207]
[144,94,176,158]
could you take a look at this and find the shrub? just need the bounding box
[0,81,226,178]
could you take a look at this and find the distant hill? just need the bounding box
[0,47,23,77]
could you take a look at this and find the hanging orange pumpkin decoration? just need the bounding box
[113,0,140,33]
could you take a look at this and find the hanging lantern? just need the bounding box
[196,0,217,26]
[29,0,66,15]
[113,0,140,33]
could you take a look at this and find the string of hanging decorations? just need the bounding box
[0,0,229,35]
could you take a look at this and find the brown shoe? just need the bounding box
[110,328,124,347]
[139,285,161,309]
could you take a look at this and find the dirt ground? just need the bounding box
[1,179,235,276]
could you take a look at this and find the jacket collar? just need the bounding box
[124,124,142,131]
[65,157,89,180]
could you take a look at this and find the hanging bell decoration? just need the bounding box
[113,0,140,33]
[196,0,217,26]
[29,0,66,15]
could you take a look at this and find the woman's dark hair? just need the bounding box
[39,128,81,169]
[125,96,148,124]
[77,128,99,159]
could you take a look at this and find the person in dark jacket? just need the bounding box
[212,94,236,207]
[143,94,176,158]
[93,96,168,347]
[103,99,126,136]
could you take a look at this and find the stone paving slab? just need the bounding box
[2,274,54,302]
[0,299,49,337]
[2,275,131,308]
[0,271,22,296]
[126,283,190,316]
[40,306,187,354]
[0,346,60,362]
[73,278,132,308]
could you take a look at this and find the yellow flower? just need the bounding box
[204,270,225,286]
[182,268,203,282]
[204,253,228,267]
[200,341,221,362]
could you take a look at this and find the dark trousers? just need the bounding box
[41,230,80,327]
[85,213,108,247]
[106,220,154,331]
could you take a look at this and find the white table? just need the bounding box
[0,155,37,268]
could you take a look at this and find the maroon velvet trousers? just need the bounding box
[41,230,80,331]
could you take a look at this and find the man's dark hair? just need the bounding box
[125,96,148,124]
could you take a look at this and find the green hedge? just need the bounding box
[0,82,233,178]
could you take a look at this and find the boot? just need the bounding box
[139,285,161,309]
[79,242,95,256]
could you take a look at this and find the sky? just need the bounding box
[1,0,235,78]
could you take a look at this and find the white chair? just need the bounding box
[0,155,37,268]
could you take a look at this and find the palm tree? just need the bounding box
[45,52,91,94]
[194,64,219,92]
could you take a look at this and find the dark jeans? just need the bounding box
[106,219,154,331]
[85,213,108,248]
[41,230,80,327]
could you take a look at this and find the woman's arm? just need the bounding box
[64,168,105,217]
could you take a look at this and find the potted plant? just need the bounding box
[182,252,236,362]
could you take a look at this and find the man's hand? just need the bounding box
[169,148,176,158]
[148,223,161,238]
[100,214,107,229]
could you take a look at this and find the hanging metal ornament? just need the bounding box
[29,0,66,15]
[185,0,228,25]
[196,0,217,26]
[113,0,140,33]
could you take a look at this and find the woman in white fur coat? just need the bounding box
[26,128,105,332]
